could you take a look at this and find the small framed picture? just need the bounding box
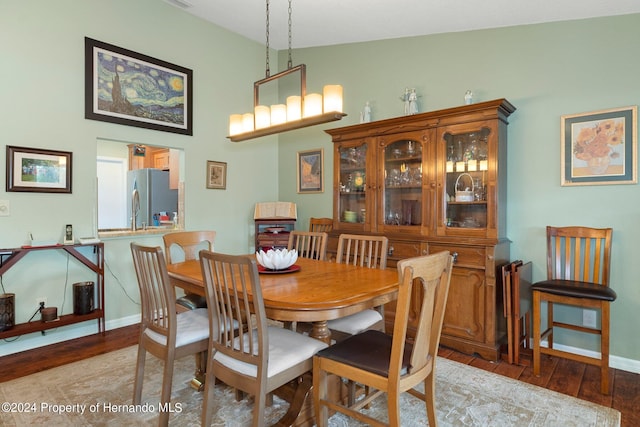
[561,106,637,186]
[206,161,227,189]
[6,145,72,193]
[297,149,324,193]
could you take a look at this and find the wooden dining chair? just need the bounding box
[313,251,453,427]
[199,250,328,427]
[162,230,216,390]
[327,234,389,340]
[532,226,617,395]
[130,243,209,427]
[309,217,333,233]
[287,230,328,260]
[163,230,216,312]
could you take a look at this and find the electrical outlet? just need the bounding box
[583,309,597,328]
[0,200,9,217]
[36,297,47,307]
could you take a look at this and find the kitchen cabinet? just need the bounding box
[325,99,515,360]
[153,151,170,170]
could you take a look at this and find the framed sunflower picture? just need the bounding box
[561,106,637,186]
[297,149,323,193]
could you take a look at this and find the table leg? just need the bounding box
[272,372,345,427]
[189,350,207,391]
[309,320,332,344]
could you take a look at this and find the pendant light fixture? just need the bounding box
[227,0,346,142]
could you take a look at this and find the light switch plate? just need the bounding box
[0,200,9,216]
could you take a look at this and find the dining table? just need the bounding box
[166,255,399,427]
[166,256,399,343]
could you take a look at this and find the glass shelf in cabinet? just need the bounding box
[447,200,487,205]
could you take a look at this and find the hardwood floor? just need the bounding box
[1,325,638,426]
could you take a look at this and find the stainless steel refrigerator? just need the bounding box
[127,168,178,228]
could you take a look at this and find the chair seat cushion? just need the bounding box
[176,293,207,309]
[214,326,328,378]
[144,308,210,347]
[326,309,383,335]
[532,279,617,301]
[316,330,412,377]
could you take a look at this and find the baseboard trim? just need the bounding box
[0,314,140,357]
[538,340,640,374]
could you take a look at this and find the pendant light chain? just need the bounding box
[265,0,270,77]
[287,0,293,69]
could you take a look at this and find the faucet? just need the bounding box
[131,188,140,231]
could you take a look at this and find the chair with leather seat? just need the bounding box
[287,230,328,261]
[199,250,328,427]
[309,217,333,233]
[532,226,616,395]
[163,230,216,312]
[313,251,453,427]
[326,234,389,341]
[130,243,210,427]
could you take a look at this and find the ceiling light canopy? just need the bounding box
[227,0,345,142]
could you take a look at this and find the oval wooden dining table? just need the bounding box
[166,255,399,427]
[166,256,399,343]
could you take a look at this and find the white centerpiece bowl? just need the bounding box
[255,248,298,270]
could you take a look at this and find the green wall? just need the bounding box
[1,0,638,370]
[0,0,277,354]
[280,15,640,368]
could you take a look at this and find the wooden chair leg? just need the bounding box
[159,358,175,426]
[133,345,146,404]
[313,358,329,427]
[388,391,401,427]
[547,300,554,349]
[601,301,611,395]
[425,373,437,427]
[201,368,217,427]
[532,291,541,376]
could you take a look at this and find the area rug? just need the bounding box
[0,346,620,426]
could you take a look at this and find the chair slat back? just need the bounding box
[163,230,216,263]
[546,226,612,286]
[336,234,388,269]
[130,243,177,342]
[287,231,328,260]
[200,251,268,376]
[309,217,333,233]
[394,251,452,378]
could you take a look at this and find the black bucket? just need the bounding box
[0,293,15,331]
[73,282,94,315]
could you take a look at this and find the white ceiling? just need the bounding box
[164,0,640,49]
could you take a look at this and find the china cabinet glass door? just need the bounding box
[337,143,368,227]
[442,127,492,232]
[381,138,423,230]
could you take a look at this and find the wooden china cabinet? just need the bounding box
[325,99,516,360]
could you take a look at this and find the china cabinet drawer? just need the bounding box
[429,244,485,268]
[387,240,426,260]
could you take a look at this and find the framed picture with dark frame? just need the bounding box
[84,37,193,135]
[297,149,324,193]
[561,106,637,186]
[206,161,227,190]
[6,145,72,193]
